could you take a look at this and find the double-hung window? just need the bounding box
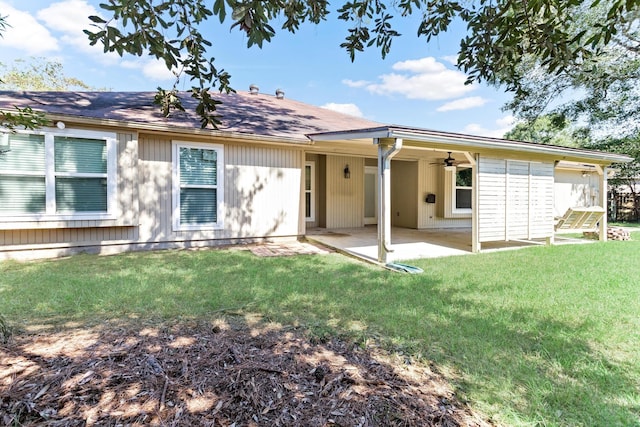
[172,141,224,231]
[0,128,117,220]
[454,167,473,210]
[443,165,473,218]
[54,136,108,212]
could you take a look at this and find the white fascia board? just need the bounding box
[306,127,393,142]
[308,126,632,165]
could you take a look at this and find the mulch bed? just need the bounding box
[1,320,491,426]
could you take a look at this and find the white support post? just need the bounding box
[471,153,481,253]
[377,138,402,264]
[598,165,608,241]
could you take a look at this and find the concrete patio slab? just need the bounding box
[306,226,563,264]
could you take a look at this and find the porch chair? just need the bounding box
[554,206,606,234]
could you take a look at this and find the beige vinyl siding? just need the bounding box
[138,134,172,242]
[325,155,364,228]
[554,168,601,217]
[1,131,304,258]
[0,227,137,246]
[137,134,303,242]
[417,160,472,229]
[478,157,554,242]
[223,143,303,239]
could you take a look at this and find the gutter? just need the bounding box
[307,126,633,164]
[377,137,402,264]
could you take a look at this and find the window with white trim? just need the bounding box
[304,161,315,221]
[455,167,472,210]
[443,166,473,218]
[0,128,117,220]
[172,141,224,231]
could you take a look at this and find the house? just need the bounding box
[0,90,631,262]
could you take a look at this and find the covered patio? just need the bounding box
[307,126,630,266]
[306,227,550,263]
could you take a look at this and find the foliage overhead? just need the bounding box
[85,0,640,128]
[503,2,640,185]
[504,2,640,134]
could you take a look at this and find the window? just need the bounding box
[172,141,224,231]
[305,161,315,221]
[55,136,108,212]
[455,167,473,209]
[443,165,473,218]
[0,128,117,220]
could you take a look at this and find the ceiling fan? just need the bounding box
[429,152,459,169]
[443,152,456,168]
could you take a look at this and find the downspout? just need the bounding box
[377,137,403,264]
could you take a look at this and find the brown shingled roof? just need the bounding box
[0,91,382,141]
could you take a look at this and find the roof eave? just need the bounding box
[48,113,313,146]
[307,126,633,164]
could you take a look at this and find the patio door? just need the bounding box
[364,166,378,225]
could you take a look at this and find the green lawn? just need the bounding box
[1,236,639,426]
[610,221,640,228]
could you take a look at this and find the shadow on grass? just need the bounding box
[1,247,639,426]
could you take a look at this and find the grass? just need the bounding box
[1,236,640,426]
[610,221,640,228]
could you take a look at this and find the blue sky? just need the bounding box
[0,0,515,137]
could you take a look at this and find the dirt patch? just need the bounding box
[249,242,334,257]
[1,320,491,426]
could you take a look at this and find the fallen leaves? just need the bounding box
[0,320,491,426]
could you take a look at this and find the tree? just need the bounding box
[0,57,98,91]
[503,2,640,139]
[504,114,584,147]
[500,2,640,221]
[84,0,640,128]
[0,16,48,131]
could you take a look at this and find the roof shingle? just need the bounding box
[0,91,382,141]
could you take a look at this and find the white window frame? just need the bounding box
[305,161,315,222]
[172,141,224,231]
[454,166,473,213]
[0,127,117,221]
[443,166,473,218]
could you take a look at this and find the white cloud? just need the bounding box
[121,58,176,81]
[441,55,458,65]
[437,96,488,112]
[34,1,173,77]
[463,115,515,138]
[0,2,59,54]
[342,79,370,88]
[496,115,515,129]
[321,103,364,118]
[37,0,96,34]
[36,0,109,59]
[347,57,475,101]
